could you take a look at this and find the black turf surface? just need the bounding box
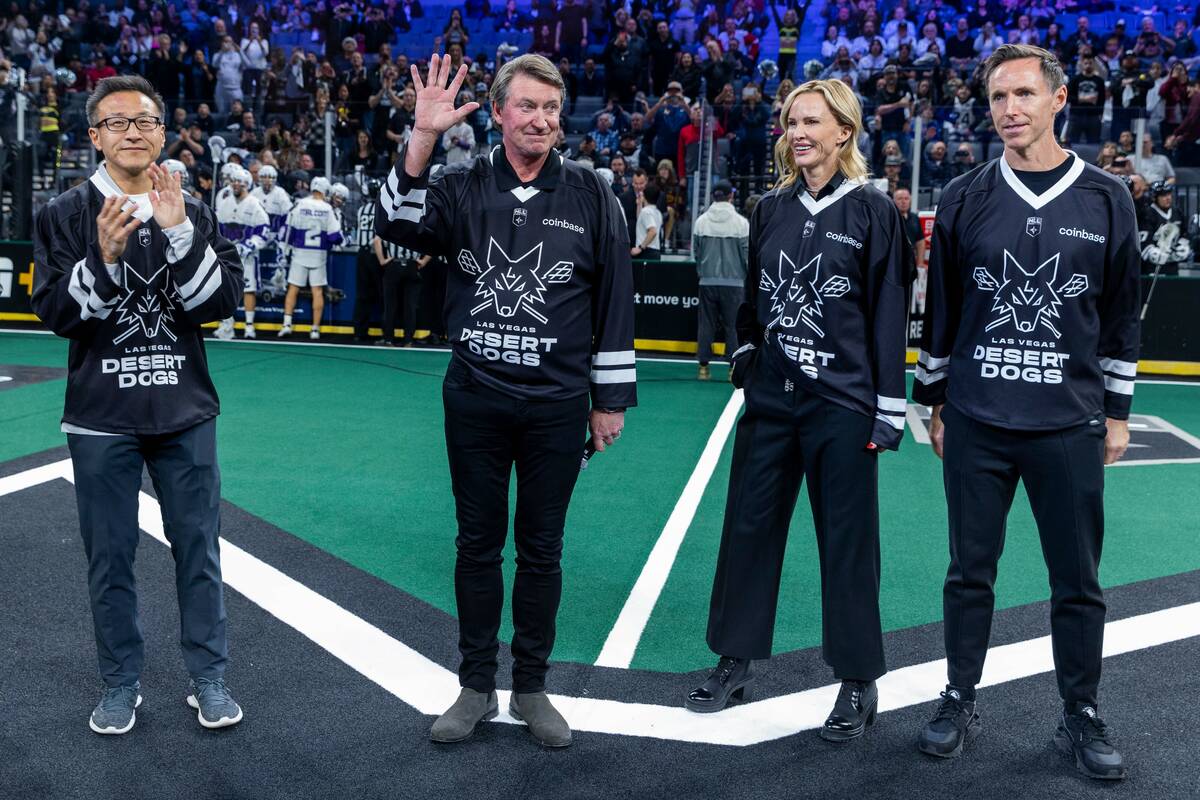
[1,447,1197,800]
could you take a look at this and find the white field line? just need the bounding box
[5,461,1200,746]
[594,389,744,669]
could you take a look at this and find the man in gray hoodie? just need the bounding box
[692,181,750,380]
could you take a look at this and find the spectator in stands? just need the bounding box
[609,153,630,195]
[822,25,852,60]
[1096,141,1119,170]
[975,21,1004,61]
[1165,76,1200,166]
[647,20,680,96]
[646,81,691,168]
[605,30,642,104]
[945,18,977,70]
[655,158,686,244]
[951,141,976,176]
[1068,54,1106,143]
[701,39,736,103]
[671,51,703,101]
[882,153,905,194]
[1009,15,1038,46]
[1066,15,1098,60]
[822,47,857,83]
[341,51,371,113]
[921,139,953,189]
[579,58,604,96]
[464,0,491,20]
[1135,16,1167,61]
[621,167,648,239]
[773,6,802,81]
[1169,20,1199,67]
[732,85,771,190]
[1118,129,1135,156]
[859,38,889,85]
[338,129,381,173]
[874,65,913,156]
[633,182,663,260]
[678,101,724,179]
[892,186,924,267]
[1042,23,1067,61]
[1138,132,1176,185]
[576,134,598,166]
[494,0,527,34]
[1159,61,1190,142]
[590,113,619,166]
[554,0,589,64]
[916,22,946,59]
[1110,50,1152,142]
[240,22,269,111]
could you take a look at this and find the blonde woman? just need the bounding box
[686,79,911,744]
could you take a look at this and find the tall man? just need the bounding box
[30,76,245,734]
[691,180,748,381]
[377,54,636,748]
[913,45,1140,780]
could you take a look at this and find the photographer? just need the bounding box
[645,80,690,169]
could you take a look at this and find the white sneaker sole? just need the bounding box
[89,693,142,735]
[186,694,244,729]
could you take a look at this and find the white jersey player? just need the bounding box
[251,165,294,244]
[214,166,270,339]
[280,176,343,339]
[215,161,239,207]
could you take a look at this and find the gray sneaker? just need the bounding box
[509,691,572,748]
[186,678,244,729]
[89,683,143,735]
[431,688,499,743]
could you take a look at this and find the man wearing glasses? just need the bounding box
[30,76,245,735]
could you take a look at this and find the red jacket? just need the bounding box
[1174,91,1200,143]
[676,119,725,178]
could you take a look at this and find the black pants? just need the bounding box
[67,419,227,688]
[1070,112,1102,144]
[940,402,1107,707]
[442,357,590,693]
[707,346,886,681]
[382,261,421,342]
[352,249,382,339]
[697,285,742,365]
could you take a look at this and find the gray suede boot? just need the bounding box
[509,691,572,748]
[430,688,499,743]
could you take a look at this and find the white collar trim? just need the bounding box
[798,176,867,216]
[998,150,1085,210]
[1151,204,1171,220]
[89,162,154,222]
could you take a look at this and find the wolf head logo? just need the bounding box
[972,250,1089,339]
[112,264,178,345]
[767,252,825,335]
[462,239,574,324]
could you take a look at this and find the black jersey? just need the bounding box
[736,172,913,450]
[376,144,637,408]
[1138,202,1192,269]
[913,154,1141,428]
[31,165,242,435]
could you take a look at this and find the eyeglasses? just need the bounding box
[93,115,163,132]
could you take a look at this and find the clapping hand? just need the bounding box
[147,162,187,229]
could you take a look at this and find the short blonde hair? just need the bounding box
[773,79,870,191]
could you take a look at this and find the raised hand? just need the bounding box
[411,53,480,138]
[404,53,482,177]
[147,162,187,229]
[96,195,142,264]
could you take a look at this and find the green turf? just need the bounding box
[4,331,1199,674]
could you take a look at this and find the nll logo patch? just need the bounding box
[760,251,851,338]
[1025,216,1042,237]
[802,220,816,238]
[457,239,574,324]
[972,250,1088,338]
[138,227,152,247]
[512,207,528,227]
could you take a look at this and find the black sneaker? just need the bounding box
[1054,706,1126,780]
[917,688,981,758]
[684,656,753,713]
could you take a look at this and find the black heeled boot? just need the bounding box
[685,656,753,713]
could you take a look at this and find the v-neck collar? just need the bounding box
[998,150,1085,210]
[1151,204,1172,220]
[490,144,563,203]
[791,170,865,216]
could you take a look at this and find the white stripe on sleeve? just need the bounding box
[590,368,637,384]
[875,394,906,412]
[177,245,218,299]
[914,365,949,385]
[1099,357,1137,377]
[592,350,636,366]
[67,259,117,320]
[875,412,906,431]
[1104,375,1135,396]
[918,350,950,370]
